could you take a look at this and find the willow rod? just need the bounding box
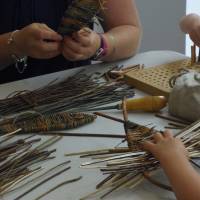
[5,161,71,194]
[0,135,60,195]
[0,69,134,116]
[34,176,82,200]
[94,112,137,127]
[14,166,71,200]
[19,132,126,139]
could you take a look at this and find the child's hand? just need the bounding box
[180,13,200,47]
[144,131,200,200]
[143,130,188,165]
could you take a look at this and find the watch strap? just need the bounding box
[92,34,108,61]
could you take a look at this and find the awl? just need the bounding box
[90,96,167,112]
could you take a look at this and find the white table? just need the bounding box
[2,51,187,200]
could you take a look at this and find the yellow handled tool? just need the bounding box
[90,96,167,112]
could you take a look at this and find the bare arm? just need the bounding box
[143,131,200,200]
[101,0,142,61]
[0,23,62,69]
[62,0,142,62]
[161,152,200,200]
[0,32,17,69]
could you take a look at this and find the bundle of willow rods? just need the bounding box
[0,133,61,195]
[0,69,134,116]
[0,111,96,134]
[68,110,200,199]
[58,0,107,35]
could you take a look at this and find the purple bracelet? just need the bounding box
[92,34,108,60]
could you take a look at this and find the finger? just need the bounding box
[142,140,155,152]
[153,132,163,142]
[72,33,91,47]
[38,29,63,42]
[62,47,84,61]
[39,23,63,39]
[190,31,200,47]
[40,23,63,40]
[39,23,55,32]
[41,41,61,53]
[63,36,85,54]
[42,50,61,59]
[163,130,173,138]
[78,27,93,36]
[43,31,63,41]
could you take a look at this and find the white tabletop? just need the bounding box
[2,51,187,200]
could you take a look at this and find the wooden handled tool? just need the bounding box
[90,96,167,112]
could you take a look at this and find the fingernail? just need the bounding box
[78,28,91,36]
[83,27,92,33]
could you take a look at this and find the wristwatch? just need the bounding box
[92,34,108,61]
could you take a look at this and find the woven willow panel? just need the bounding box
[124,59,200,97]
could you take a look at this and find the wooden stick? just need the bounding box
[100,174,138,199]
[143,172,172,191]
[168,122,186,128]
[94,112,138,128]
[34,176,82,200]
[65,148,129,157]
[191,44,196,65]
[96,174,116,189]
[36,136,62,151]
[122,97,129,139]
[7,161,71,194]
[81,152,145,167]
[175,119,200,139]
[94,112,126,124]
[14,166,71,200]
[198,48,200,63]
[1,168,42,195]
[0,129,22,139]
[164,126,183,130]
[19,132,126,139]
[155,113,190,125]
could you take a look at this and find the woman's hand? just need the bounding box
[62,28,101,61]
[13,23,62,59]
[143,130,188,164]
[180,13,200,47]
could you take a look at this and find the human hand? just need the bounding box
[62,28,101,61]
[180,13,200,47]
[13,23,62,59]
[143,130,188,164]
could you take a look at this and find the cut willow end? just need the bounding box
[0,137,59,195]
[0,68,134,117]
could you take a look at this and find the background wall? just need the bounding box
[135,0,186,54]
[186,0,200,56]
